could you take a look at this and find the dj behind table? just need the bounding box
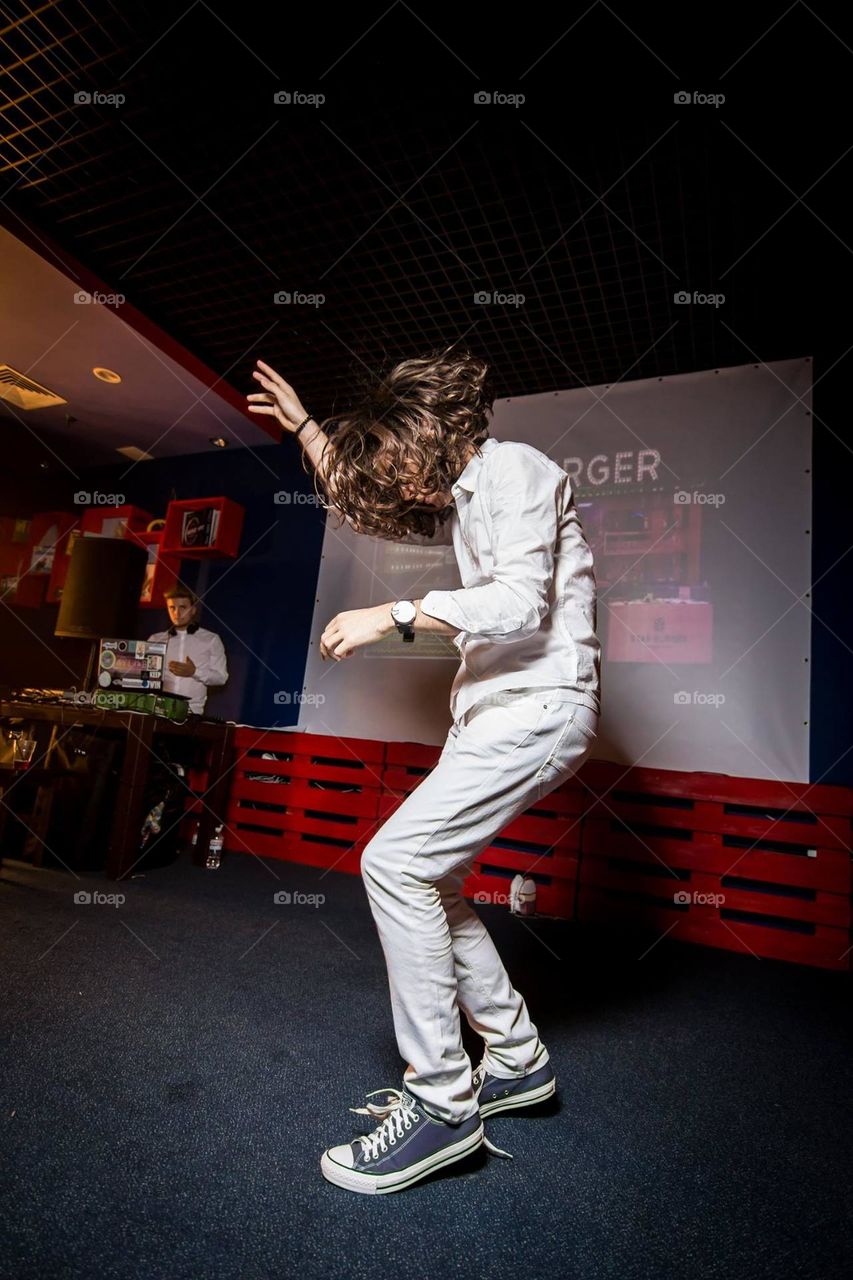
[0,600,232,881]
[0,538,234,879]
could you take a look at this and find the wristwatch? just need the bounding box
[390,599,417,643]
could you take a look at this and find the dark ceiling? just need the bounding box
[1,0,850,442]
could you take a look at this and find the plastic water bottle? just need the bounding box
[206,824,224,869]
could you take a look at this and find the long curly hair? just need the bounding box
[303,345,495,541]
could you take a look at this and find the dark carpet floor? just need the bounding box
[1,849,851,1280]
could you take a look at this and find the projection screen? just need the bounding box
[293,357,812,782]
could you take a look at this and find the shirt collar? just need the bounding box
[453,437,499,494]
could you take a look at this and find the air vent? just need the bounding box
[0,365,67,410]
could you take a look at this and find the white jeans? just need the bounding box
[360,688,599,1122]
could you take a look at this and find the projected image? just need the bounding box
[304,359,811,781]
[360,446,718,666]
[366,534,459,658]
[575,486,712,665]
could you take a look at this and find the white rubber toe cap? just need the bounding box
[324,1142,357,1169]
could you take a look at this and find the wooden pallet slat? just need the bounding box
[581,761,853,816]
[581,816,852,895]
[577,856,850,928]
[218,727,853,970]
[227,801,382,844]
[384,741,442,768]
[233,726,386,765]
[578,884,850,972]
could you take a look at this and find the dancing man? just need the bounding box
[248,348,600,1194]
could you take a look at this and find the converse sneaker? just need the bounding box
[320,1088,485,1194]
[472,1059,557,1118]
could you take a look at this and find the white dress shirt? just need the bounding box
[146,624,228,715]
[418,437,601,723]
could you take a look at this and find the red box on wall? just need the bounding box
[15,510,76,608]
[47,523,83,603]
[161,497,244,559]
[80,503,154,538]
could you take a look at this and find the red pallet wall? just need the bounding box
[576,762,853,971]
[223,726,388,873]
[220,727,853,971]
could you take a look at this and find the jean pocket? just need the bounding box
[534,706,598,798]
[460,692,552,761]
[571,706,599,744]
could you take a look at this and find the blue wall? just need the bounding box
[810,418,852,787]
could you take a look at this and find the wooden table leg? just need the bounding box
[106,718,154,881]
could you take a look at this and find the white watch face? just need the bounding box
[392,600,416,625]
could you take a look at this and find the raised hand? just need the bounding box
[247,359,313,435]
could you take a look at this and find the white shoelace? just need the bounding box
[349,1087,512,1160]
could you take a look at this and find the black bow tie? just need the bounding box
[168,623,199,636]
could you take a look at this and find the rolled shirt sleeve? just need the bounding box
[420,446,561,644]
[193,633,229,687]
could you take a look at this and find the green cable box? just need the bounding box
[92,689,191,722]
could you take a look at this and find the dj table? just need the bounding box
[0,700,234,880]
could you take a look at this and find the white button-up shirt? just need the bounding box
[146,625,228,715]
[418,437,601,723]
